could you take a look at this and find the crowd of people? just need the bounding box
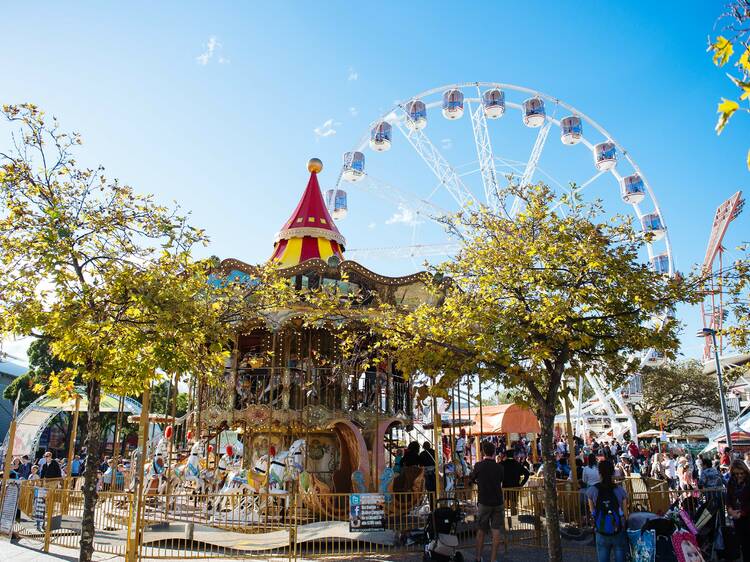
[432,432,750,562]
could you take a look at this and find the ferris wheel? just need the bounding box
[328,81,675,441]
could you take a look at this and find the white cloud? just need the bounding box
[196,36,228,65]
[349,107,359,117]
[386,204,421,226]
[313,118,340,139]
[347,67,358,81]
[368,222,376,229]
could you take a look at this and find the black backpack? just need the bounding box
[593,484,623,535]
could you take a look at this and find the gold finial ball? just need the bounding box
[307,158,323,174]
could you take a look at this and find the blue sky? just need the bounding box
[1,1,748,362]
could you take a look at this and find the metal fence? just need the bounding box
[3,477,725,560]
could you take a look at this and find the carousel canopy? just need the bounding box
[471,404,540,435]
[271,159,346,268]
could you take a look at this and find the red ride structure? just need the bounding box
[701,191,744,360]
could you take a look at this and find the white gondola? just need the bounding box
[641,212,666,241]
[522,98,545,127]
[650,253,670,275]
[620,174,645,204]
[594,141,617,171]
[405,100,427,130]
[342,151,365,182]
[369,121,392,152]
[642,349,667,367]
[325,189,348,220]
[560,116,583,145]
[482,89,505,119]
[442,89,464,120]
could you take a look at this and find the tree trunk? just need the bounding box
[538,406,563,562]
[79,379,101,562]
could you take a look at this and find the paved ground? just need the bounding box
[11,537,596,562]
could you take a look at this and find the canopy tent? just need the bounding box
[717,430,750,443]
[2,388,143,458]
[637,429,676,439]
[471,404,540,435]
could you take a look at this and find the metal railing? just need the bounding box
[3,476,728,560]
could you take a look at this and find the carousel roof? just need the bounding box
[271,159,346,267]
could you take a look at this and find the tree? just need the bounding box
[708,0,750,169]
[366,184,700,562]
[3,338,72,410]
[0,104,242,562]
[632,360,726,433]
[150,380,189,418]
[726,246,750,351]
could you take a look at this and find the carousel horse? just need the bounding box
[142,436,171,496]
[172,440,211,495]
[212,439,306,520]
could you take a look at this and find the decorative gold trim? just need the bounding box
[274,227,346,247]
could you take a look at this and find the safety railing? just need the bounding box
[2,477,729,560]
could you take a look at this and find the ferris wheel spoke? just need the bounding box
[509,120,553,217]
[351,174,450,226]
[393,117,477,210]
[468,95,501,213]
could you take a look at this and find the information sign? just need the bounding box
[349,492,385,532]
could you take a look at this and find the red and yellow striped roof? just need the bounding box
[271,160,346,268]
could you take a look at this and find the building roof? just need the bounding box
[271,160,346,268]
[0,358,27,379]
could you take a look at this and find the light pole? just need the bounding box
[697,328,733,450]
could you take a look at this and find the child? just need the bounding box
[30,465,45,532]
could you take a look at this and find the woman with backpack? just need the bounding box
[586,459,629,562]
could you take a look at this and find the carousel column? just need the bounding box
[563,380,578,491]
[476,375,484,460]
[64,394,81,494]
[431,390,443,499]
[165,372,179,516]
[282,330,291,410]
[126,384,151,562]
[230,333,240,416]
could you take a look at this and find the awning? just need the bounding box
[471,404,540,435]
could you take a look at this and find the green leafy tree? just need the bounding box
[3,338,72,410]
[708,0,750,169]
[632,360,726,433]
[726,245,749,351]
[366,184,701,562]
[149,380,189,418]
[0,104,251,562]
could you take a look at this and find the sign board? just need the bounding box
[0,481,20,537]
[349,493,385,532]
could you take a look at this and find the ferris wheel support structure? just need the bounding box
[468,89,501,213]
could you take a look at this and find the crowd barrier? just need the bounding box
[1,477,725,560]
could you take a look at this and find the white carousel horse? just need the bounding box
[172,440,211,495]
[211,439,306,521]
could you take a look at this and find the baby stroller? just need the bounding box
[423,498,464,562]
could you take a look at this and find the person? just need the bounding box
[662,454,678,490]
[721,447,732,468]
[29,465,45,532]
[419,442,437,495]
[456,429,467,459]
[469,441,504,562]
[587,459,628,562]
[402,441,421,467]
[102,459,115,491]
[727,459,750,562]
[71,455,82,477]
[582,454,600,488]
[501,452,531,489]
[393,448,404,475]
[18,455,32,479]
[40,451,62,479]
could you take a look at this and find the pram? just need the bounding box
[422,498,465,562]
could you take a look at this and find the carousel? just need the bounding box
[142,159,436,530]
